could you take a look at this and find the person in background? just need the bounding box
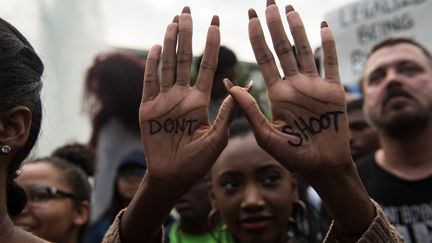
[358,37,432,243]
[52,142,96,177]
[82,51,146,223]
[347,98,380,161]
[101,2,403,242]
[166,176,216,243]
[0,17,48,242]
[84,150,146,243]
[14,157,91,243]
[195,45,238,121]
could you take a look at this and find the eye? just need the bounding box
[398,63,422,76]
[367,70,385,86]
[220,178,240,194]
[28,189,51,202]
[262,172,281,186]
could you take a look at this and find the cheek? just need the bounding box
[214,191,240,225]
[35,203,74,228]
[269,192,294,220]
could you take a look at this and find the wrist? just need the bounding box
[143,171,193,199]
[305,158,355,183]
[306,161,375,237]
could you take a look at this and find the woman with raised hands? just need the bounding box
[102,2,404,243]
[223,0,403,242]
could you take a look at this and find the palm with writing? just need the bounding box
[139,8,235,187]
[228,2,351,174]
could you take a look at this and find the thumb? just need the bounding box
[210,94,237,139]
[227,84,272,148]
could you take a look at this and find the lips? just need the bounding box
[383,87,413,107]
[239,215,272,231]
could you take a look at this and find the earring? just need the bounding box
[208,208,220,229]
[208,208,226,230]
[289,199,307,224]
[1,145,11,154]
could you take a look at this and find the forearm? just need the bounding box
[307,161,375,242]
[120,173,191,243]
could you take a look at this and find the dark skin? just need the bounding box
[0,106,48,243]
[114,2,376,243]
[119,8,240,243]
[228,1,375,240]
[175,179,212,234]
[348,109,379,160]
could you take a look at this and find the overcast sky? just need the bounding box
[102,0,358,62]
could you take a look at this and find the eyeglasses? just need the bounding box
[25,185,76,203]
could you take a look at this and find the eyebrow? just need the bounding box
[217,163,284,178]
[370,59,420,72]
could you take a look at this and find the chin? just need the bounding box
[382,115,429,138]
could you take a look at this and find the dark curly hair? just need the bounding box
[52,142,95,176]
[82,52,145,148]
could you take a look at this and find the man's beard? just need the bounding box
[368,106,430,138]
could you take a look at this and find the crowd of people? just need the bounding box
[0,0,431,242]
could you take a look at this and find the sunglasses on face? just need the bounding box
[25,185,76,203]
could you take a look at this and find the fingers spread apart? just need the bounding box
[143,45,162,102]
[195,16,220,96]
[248,9,280,87]
[176,9,193,86]
[265,4,298,78]
[286,9,318,77]
[320,22,340,83]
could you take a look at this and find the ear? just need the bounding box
[72,200,90,226]
[0,106,32,153]
[208,182,218,209]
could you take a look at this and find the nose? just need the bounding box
[384,68,403,86]
[240,184,265,212]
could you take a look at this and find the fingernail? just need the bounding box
[285,5,294,14]
[248,9,258,20]
[321,21,328,28]
[211,15,219,27]
[245,80,254,92]
[267,0,276,7]
[172,15,179,23]
[182,6,191,14]
[223,78,234,90]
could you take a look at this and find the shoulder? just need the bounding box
[324,200,405,243]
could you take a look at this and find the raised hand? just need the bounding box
[227,1,350,174]
[139,8,235,187]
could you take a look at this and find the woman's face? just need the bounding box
[14,162,87,243]
[210,133,297,243]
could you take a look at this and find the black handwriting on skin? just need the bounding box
[282,111,344,147]
[149,118,198,135]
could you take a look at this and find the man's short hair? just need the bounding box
[368,37,432,62]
